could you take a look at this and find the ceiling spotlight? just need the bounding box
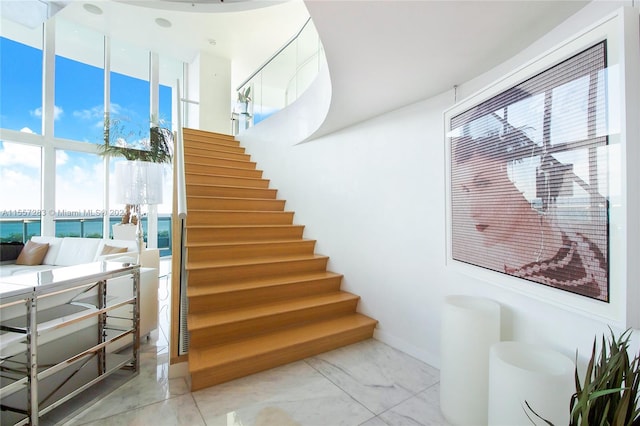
[83,3,103,15]
[155,18,172,28]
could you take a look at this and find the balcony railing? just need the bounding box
[233,17,325,134]
[0,215,173,257]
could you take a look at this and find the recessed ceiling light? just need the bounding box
[155,18,172,28]
[83,3,103,15]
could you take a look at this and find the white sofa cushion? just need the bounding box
[54,238,102,266]
[31,236,63,265]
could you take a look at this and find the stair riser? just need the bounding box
[185,151,250,163]
[187,257,329,286]
[185,157,256,170]
[186,240,316,263]
[184,164,262,178]
[188,276,343,312]
[189,323,376,390]
[186,185,277,199]
[184,142,245,154]
[187,198,285,211]
[186,226,304,243]
[185,174,270,188]
[188,299,359,347]
[188,211,294,226]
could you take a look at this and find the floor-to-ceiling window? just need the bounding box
[0,15,182,254]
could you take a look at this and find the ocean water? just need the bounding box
[0,216,172,255]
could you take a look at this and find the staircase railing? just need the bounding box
[233,17,325,133]
[171,79,190,361]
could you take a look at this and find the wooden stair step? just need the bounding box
[188,314,378,390]
[187,196,285,211]
[183,128,237,143]
[185,172,270,188]
[185,150,251,163]
[188,210,294,226]
[186,184,277,199]
[188,292,361,346]
[184,142,246,155]
[185,157,257,170]
[186,239,316,262]
[184,164,263,179]
[187,271,343,311]
[185,225,305,243]
[187,254,330,286]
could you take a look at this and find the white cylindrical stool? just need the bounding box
[440,295,501,425]
[488,341,574,426]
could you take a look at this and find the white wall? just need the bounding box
[191,51,232,134]
[238,1,640,368]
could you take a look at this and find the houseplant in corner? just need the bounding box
[526,328,640,425]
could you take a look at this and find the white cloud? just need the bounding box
[73,104,104,121]
[0,168,41,210]
[56,157,104,211]
[20,127,35,133]
[0,143,41,168]
[56,150,69,166]
[31,105,63,120]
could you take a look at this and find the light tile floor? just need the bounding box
[48,260,450,426]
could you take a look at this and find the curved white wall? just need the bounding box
[237,1,640,368]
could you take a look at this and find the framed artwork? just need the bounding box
[444,8,638,326]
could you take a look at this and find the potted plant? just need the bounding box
[236,86,252,114]
[99,117,173,164]
[526,328,640,425]
[98,116,173,235]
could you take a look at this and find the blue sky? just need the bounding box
[0,36,173,214]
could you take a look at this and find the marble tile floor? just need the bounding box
[44,262,451,426]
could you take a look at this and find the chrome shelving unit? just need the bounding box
[0,261,140,425]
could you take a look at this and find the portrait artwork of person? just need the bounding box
[449,41,610,301]
[451,131,608,300]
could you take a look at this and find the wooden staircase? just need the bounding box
[182,128,378,391]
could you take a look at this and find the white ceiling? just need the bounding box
[304,0,591,137]
[52,0,311,85]
[4,0,592,135]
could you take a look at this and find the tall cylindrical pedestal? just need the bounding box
[440,295,501,425]
[488,341,574,426]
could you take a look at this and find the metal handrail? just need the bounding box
[173,78,190,356]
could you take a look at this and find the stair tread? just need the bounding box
[186,238,314,248]
[186,172,266,181]
[183,128,235,139]
[185,152,249,160]
[185,159,256,168]
[186,224,303,232]
[186,182,272,190]
[188,292,359,330]
[187,271,342,298]
[187,195,281,203]
[189,209,292,214]
[184,163,262,172]
[189,314,377,372]
[187,253,328,270]
[185,143,244,152]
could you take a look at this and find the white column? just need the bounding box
[440,295,501,425]
[41,19,56,236]
[148,51,160,249]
